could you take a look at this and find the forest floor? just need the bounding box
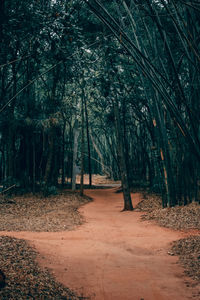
[0,191,91,299]
[0,181,199,299]
[0,191,91,232]
[135,191,200,283]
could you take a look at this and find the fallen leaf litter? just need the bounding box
[0,191,91,299]
[0,191,91,232]
[0,189,199,298]
[0,236,87,299]
[136,192,200,284]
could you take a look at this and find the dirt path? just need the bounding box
[1,189,200,299]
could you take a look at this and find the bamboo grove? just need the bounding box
[0,0,199,208]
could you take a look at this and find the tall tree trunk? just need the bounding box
[72,122,80,191]
[7,60,17,181]
[44,127,55,185]
[8,128,15,179]
[113,98,133,211]
[153,94,176,207]
[122,98,131,186]
[80,91,85,196]
[91,135,109,176]
[84,96,92,186]
[61,120,66,187]
[32,133,36,194]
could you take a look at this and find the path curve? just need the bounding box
[1,188,200,299]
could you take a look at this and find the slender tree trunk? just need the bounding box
[32,133,36,194]
[84,96,92,186]
[61,121,66,187]
[8,128,14,179]
[122,98,131,186]
[91,135,109,176]
[113,98,133,211]
[0,150,3,182]
[153,95,176,207]
[72,122,79,191]
[80,91,85,196]
[7,61,17,180]
[44,128,55,185]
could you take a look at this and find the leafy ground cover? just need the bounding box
[136,192,200,284]
[0,191,91,232]
[0,191,91,299]
[139,197,200,231]
[0,188,199,299]
[171,236,200,283]
[0,236,87,299]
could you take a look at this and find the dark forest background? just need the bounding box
[0,0,199,208]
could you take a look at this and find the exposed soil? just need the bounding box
[1,188,200,300]
[135,192,200,285]
[75,175,121,186]
[0,236,84,299]
[0,191,90,299]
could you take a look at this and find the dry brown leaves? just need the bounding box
[171,236,200,283]
[136,193,200,284]
[135,192,162,212]
[0,191,91,232]
[0,236,86,299]
[141,202,200,230]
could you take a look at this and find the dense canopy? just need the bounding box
[0,0,199,209]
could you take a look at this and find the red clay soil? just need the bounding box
[1,188,200,300]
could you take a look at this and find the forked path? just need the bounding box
[2,189,200,299]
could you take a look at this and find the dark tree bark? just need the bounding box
[61,120,66,187]
[153,95,176,207]
[32,133,36,194]
[113,98,133,211]
[80,89,85,196]
[44,126,55,185]
[84,96,92,186]
[72,121,80,191]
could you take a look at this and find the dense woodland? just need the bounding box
[0,0,199,209]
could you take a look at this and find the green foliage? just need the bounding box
[42,185,58,197]
[0,0,199,207]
